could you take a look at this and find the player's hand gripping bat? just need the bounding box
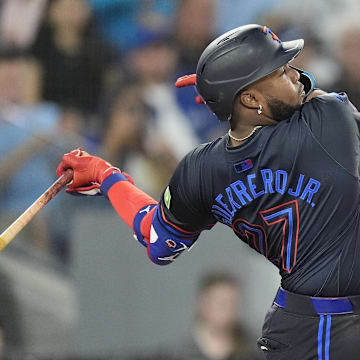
[0,169,73,251]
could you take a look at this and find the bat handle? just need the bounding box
[0,169,73,251]
[53,168,74,192]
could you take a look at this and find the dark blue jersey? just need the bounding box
[160,93,360,297]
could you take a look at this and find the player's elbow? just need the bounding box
[146,242,181,266]
[134,205,198,266]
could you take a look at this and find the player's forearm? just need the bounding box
[101,176,157,228]
[100,174,198,265]
[56,150,198,265]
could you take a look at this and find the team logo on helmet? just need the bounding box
[263,26,281,43]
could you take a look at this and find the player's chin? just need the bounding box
[299,90,306,104]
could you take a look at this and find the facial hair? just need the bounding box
[265,95,302,122]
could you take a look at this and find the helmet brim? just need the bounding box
[234,38,305,92]
[281,39,304,60]
[246,38,304,87]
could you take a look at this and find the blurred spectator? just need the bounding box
[174,0,215,74]
[100,75,185,197]
[214,0,281,34]
[128,35,199,159]
[29,0,117,118]
[0,0,47,49]
[100,79,171,196]
[169,271,260,360]
[88,0,176,53]
[173,0,227,143]
[330,22,360,109]
[124,271,260,360]
[100,81,149,167]
[101,32,200,196]
[0,48,58,254]
[0,48,88,264]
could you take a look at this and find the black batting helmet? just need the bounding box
[195,24,308,121]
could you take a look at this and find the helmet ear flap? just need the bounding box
[289,65,315,96]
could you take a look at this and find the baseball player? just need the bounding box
[57,24,360,360]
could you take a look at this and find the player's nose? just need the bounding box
[287,65,300,83]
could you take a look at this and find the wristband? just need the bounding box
[100,173,129,197]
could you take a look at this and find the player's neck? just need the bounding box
[228,113,277,146]
[228,125,262,146]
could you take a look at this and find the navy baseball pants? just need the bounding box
[257,288,360,359]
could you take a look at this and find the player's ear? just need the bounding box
[238,89,260,110]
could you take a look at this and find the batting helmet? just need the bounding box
[195,24,312,121]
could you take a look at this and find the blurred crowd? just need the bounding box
[1,0,360,358]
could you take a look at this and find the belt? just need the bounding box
[274,288,360,315]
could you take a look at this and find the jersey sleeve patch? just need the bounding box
[164,186,171,209]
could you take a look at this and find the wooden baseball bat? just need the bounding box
[0,169,73,251]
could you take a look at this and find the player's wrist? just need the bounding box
[100,172,131,197]
[99,166,121,183]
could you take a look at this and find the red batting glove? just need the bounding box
[56,149,124,196]
[65,171,134,196]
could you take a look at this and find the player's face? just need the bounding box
[257,64,305,121]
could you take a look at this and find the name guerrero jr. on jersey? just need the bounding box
[213,168,321,226]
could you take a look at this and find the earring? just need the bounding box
[257,104,263,115]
